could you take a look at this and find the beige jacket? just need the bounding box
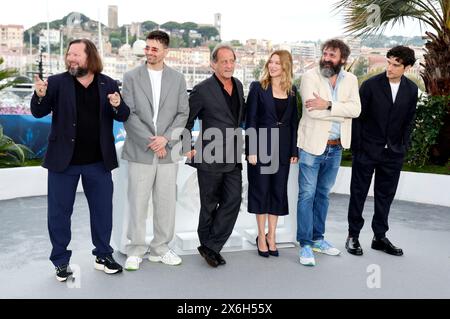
[297,67,361,155]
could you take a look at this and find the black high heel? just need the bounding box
[266,233,279,257]
[256,236,269,257]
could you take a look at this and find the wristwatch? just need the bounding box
[327,101,332,110]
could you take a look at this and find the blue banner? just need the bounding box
[0,115,126,159]
[0,115,199,159]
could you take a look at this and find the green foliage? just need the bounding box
[230,40,243,47]
[352,57,369,77]
[252,59,266,82]
[361,35,425,48]
[197,26,219,40]
[0,57,20,91]
[110,38,122,48]
[293,77,303,118]
[0,125,35,168]
[181,22,198,30]
[161,21,182,30]
[357,68,384,86]
[405,74,426,93]
[141,21,158,32]
[169,37,186,48]
[406,94,449,167]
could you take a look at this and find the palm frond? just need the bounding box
[0,56,20,90]
[333,0,446,38]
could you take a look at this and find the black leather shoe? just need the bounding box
[256,236,269,257]
[197,245,219,267]
[265,234,279,257]
[371,237,403,256]
[345,237,363,256]
[215,252,226,265]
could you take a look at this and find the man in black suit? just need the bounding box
[185,44,246,267]
[346,46,418,256]
[31,39,130,281]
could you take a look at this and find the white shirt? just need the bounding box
[147,68,163,132]
[390,81,400,104]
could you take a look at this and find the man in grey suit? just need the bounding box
[121,30,189,270]
[185,44,246,267]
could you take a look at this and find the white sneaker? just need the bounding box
[125,256,142,271]
[299,245,316,266]
[148,250,182,266]
[312,239,341,256]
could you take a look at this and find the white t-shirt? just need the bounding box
[390,81,400,104]
[147,69,163,132]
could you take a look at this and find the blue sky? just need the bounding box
[0,0,426,42]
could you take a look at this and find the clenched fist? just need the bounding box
[108,92,121,108]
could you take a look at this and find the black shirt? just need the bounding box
[274,97,288,121]
[213,73,240,122]
[70,75,103,165]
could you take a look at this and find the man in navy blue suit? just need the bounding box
[31,39,130,282]
[346,46,418,257]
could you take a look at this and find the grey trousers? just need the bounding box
[126,161,178,257]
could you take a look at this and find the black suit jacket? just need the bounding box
[30,72,130,172]
[352,72,418,159]
[245,81,298,165]
[185,75,246,172]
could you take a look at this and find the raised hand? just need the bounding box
[107,92,121,108]
[34,74,48,97]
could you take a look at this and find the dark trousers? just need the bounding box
[196,165,242,253]
[347,150,403,239]
[47,162,114,267]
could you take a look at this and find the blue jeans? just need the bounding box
[296,145,342,246]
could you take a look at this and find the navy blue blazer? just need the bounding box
[352,72,418,158]
[245,81,299,165]
[30,72,130,172]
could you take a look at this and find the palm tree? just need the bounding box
[334,0,449,164]
[333,0,449,96]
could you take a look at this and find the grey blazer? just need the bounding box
[121,63,189,164]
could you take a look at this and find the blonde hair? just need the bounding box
[260,50,293,94]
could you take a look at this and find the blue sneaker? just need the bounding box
[312,239,341,256]
[299,245,315,266]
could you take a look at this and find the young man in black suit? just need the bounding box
[185,44,246,267]
[346,46,418,256]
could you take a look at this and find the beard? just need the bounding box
[68,66,89,77]
[319,60,343,78]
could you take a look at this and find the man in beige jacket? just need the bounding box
[296,39,361,266]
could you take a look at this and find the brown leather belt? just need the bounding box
[327,139,341,145]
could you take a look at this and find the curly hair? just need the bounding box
[387,46,416,67]
[321,39,351,62]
